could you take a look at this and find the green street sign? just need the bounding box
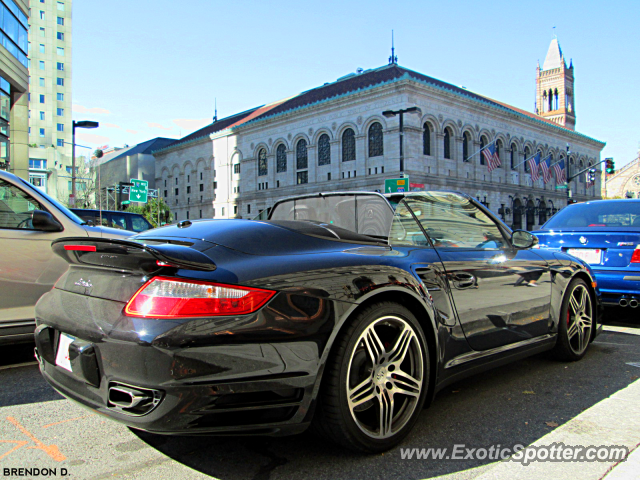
[130,179,148,203]
[121,200,131,205]
[384,177,410,193]
[555,185,568,189]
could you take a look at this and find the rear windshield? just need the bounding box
[543,201,640,229]
[268,193,393,238]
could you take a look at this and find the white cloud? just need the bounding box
[172,118,210,132]
[73,104,111,115]
[76,132,111,145]
[146,122,173,131]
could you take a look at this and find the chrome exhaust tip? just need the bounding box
[619,297,628,307]
[108,386,151,409]
[107,382,163,416]
[629,298,638,308]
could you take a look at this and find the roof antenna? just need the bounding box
[553,26,557,39]
[213,98,218,122]
[388,30,398,65]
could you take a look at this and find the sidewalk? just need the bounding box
[432,378,640,480]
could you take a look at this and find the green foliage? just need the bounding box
[126,197,173,228]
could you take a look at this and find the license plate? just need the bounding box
[55,333,75,372]
[567,248,603,265]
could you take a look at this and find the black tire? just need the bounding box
[552,278,594,361]
[313,302,429,453]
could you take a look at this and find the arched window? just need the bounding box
[258,148,267,176]
[443,127,452,159]
[569,157,575,178]
[296,139,308,170]
[495,139,503,168]
[423,123,431,156]
[342,128,355,162]
[554,89,559,110]
[548,90,553,111]
[318,134,330,166]
[510,143,518,170]
[578,160,584,183]
[463,132,470,161]
[368,122,383,157]
[276,144,287,173]
[524,146,532,172]
[538,201,547,225]
[513,198,523,230]
[479,136,487,165]
[542,91,548,113]
[526,200,535,231]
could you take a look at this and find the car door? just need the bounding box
[403,192,551,351]
[0,179,69,327]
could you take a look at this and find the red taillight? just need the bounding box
[124,277,276,318]
[631,247,640,264]
[64,245,96,252]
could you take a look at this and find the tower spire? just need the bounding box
[213,98,217,122]
[388,30,398,65]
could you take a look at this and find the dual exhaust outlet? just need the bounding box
[619,297,639,308]
[107,382,162,416]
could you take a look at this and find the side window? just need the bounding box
[0,180,45,229]
[389,201,430,247]
[130,215,151,232]
[110,213,127,230]
[405,193,505,249]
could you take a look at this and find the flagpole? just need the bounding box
[513,151,540,169]
[464,139,496,162]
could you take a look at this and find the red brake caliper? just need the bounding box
[567,310,571,325]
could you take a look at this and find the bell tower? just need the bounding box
[535,39,575,130]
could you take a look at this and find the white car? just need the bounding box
[0,169,132,344]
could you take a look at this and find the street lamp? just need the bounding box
[382,106,422,172]
[71,120,99,206]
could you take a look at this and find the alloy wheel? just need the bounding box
[566,284,593,355]
[346,316,424,439]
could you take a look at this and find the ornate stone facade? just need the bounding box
[603,155,640,199]
[154,42,605,229]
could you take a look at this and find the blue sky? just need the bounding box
[73,0,639,167]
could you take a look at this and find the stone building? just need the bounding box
[603,154,640,199]
[154,40,605,230]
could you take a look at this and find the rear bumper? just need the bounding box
[591,269,640,306]
[34,288,339,435]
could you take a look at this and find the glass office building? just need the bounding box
[0,0,29,175]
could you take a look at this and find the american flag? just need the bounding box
[528,152,541,182]
[482,143,501,172]
[586,171,596,188]
[553,159,566,183]
[539,155,552,184]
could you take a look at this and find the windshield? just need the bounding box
[543,201,640,229]
[268,193,394,238]
[18,177,86,225]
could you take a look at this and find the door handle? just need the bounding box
[451,272,476,289]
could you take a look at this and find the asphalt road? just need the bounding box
[0,309,638,480]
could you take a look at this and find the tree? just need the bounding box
[127,197,173,227]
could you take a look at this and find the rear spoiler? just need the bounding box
[51,237,217,273]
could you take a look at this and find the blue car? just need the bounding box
[534,199,640,307]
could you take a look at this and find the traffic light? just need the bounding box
[605,158,615,174]
[588,168,596,183]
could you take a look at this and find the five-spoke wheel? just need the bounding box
[553,278,594,361]
[314,302,429,452]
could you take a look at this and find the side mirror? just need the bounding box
[511,230,538,249]
[31,210,63,232]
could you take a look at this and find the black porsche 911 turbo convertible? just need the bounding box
[34,190,601,453]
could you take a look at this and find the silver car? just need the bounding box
[0,169,132,344]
